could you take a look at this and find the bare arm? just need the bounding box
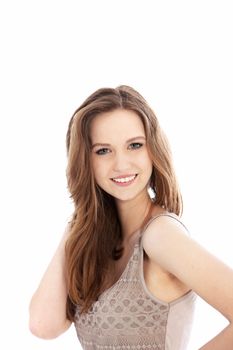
[142,216,233,349]
[29,224,72,339]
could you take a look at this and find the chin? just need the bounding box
[113,192,144,203]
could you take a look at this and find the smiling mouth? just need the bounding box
[111,174,138,184]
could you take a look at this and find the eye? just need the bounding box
[95,148,111,155]
[128,142,143,150]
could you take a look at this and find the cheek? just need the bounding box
[138,152,153,170]
[142,158,153,180]
[91,157,107,182]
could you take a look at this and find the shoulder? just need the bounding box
[141,213,192,291]
[142,213,189,250]
[142,213,192,275]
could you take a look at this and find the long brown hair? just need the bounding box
[65,85,183,319]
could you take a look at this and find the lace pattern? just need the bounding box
[75,241,169,349]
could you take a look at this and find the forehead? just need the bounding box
[90,109,145,142]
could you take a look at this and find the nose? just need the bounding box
[112,151,131,172]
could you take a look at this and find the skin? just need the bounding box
[29,108,233,348]
[90,109,154,239]
[90,108,191,297]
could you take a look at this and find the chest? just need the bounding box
[74,242,195,349]
[108,246,190,304]
[75,245,170,345]
[104,246,135,289]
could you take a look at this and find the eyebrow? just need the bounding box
[91,136,146,149]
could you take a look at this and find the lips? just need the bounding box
[111,174,138,184]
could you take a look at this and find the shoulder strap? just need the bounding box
[140,213,190,237]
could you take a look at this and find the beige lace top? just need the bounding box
[74,214,197,349]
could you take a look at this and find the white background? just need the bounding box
[0,1,233,349]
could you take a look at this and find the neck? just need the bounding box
[115,193,153,241]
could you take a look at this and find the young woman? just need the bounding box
[29,85,233,349]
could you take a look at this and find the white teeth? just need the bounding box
[112,175,136,183]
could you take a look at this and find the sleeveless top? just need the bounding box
[74,214,197,350]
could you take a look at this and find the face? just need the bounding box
[90,109,153,205]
